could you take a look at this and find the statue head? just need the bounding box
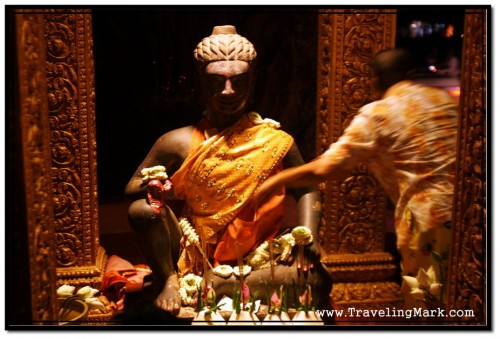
[194,26,257,126]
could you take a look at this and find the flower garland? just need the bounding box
[141,165,169,183]
[177,217,314,277]
[246,226,313,270]
[178,273,203,307]
[178,217,213,270]
[178,217,200,246]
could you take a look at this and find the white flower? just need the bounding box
[179,287,189,306]
[402,266,442,302]
[57,285,75,298]
[233,265,251,277]
[292,226,313,245]
[84,297,106,310]
[416,268,432,288]
[429,283,442,297]
[179,273,202,294]
[58,285,106,310]
[213,264,233,278]
[409,287,426,301]
[75,286,99,299]
[401,275,419,290]
[248,112,281,128]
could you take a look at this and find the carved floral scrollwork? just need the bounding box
[342,14,384,117]
[16,11,59,323]
[56,232,83,266]
[331,282,402,303]
[338,171,379,254]
[338,222,375,254]
[44,13,86,266]
[43,10,105,286]
[448,11,486,324]
[45,20,75,60]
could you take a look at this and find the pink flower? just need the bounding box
[270,290,281,308]
[299,286,313,307]
[241,283,251,304]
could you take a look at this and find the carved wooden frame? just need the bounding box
[15,11,59,324]
[317,9,403,311]
[447,10,488,325]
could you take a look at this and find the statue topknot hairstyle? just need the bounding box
[194,25,257,64]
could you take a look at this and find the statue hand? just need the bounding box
[293,242,321,273]
[146,179,173,214]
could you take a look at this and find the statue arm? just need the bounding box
[282,143,322,240]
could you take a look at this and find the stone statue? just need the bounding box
[125,25,331,316]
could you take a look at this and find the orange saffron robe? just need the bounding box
[171,112,293,276]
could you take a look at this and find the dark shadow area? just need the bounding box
[396,8,464,74]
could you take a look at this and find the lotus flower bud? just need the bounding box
[57,285,75,298]
[270,291,281,308]
[410,287,426,301]
[76,286,99,299]
[241,283,251,304]
[206,286,217,306]
[429,283,442,297]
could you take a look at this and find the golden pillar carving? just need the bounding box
[15,11,59,324]
[316,10,402,311]
[42,10,107,287]
[15,9,105,294]
[447,10,487,324]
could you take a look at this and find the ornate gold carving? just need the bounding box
[317,11,395,255]
[337,164,386,254]
[41,10,106,286]
[447,10,487,324]
[322,252,396,282]
[15,11,59,324]
[331,282,402,304]
[317,11,400,316]
[56,246,107,287]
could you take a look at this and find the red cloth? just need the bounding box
[101,255,152,309]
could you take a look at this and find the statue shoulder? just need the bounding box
[155,125,195,160]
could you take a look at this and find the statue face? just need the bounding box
[202,60,252,117]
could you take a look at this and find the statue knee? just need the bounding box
[128,199,160,231]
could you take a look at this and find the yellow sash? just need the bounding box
[171,112,293,275]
